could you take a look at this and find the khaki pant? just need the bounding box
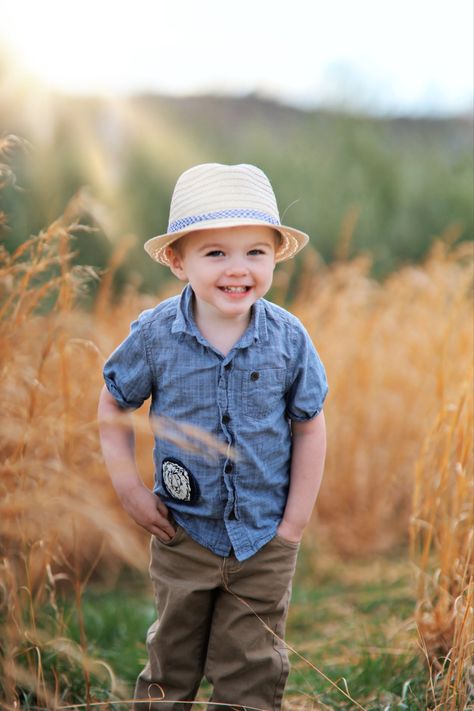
[133,525,300,711]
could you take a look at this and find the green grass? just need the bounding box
[14,549,430,710]
[281,547,428,709]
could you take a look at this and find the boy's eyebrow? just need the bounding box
[197,243,225,252]
[197,241,273,253]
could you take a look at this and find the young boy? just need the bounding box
[98,163,328,710]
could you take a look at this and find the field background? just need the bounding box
[0,82,473,711]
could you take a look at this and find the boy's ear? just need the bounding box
[165,245,187,281]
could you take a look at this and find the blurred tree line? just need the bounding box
[1,87,472,298]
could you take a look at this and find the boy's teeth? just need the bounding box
[223,286,247,293]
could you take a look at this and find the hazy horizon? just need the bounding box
[1,0,472,118]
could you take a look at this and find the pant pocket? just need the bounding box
[273,533,301,551]
[154,524,185,547]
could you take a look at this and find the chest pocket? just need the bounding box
[239,367,287,420]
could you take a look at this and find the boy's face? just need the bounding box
[166,225,277,321]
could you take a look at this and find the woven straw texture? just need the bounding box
[144,163,309,265]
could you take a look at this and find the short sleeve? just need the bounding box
[285,326,328,421]
[103,318,153,410]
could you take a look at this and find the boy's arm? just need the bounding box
[97,385,176,541]
[277,411,327,543]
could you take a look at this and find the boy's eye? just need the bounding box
[248,249,266,256]
[205,250,225,257]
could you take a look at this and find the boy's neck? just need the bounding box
[192,297,252,357]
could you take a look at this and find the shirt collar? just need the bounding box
[171,284,268,349]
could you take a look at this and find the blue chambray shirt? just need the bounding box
[103,284,328,561]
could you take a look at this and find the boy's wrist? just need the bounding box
[277,519,305,543]
[113,475,145,501]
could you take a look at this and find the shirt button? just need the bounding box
[222,414,230,424]
[225,463,233,474]
[250,371,260,381]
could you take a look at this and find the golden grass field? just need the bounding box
[0,139,473,708]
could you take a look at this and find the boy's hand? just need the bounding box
[276,520,304,544]
[118,482,176,541]
[277,413,327,545]
[97,387,176,541]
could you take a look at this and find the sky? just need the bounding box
[1,0,473,116]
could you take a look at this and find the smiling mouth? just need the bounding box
[218,286,251,293]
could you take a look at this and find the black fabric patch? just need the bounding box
[161,458,200,504]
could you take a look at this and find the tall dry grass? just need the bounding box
[1,136,472,706]
[0,158,149,707]
[0,188,149,579]
[410,383,473,709]
[294,233,473,556]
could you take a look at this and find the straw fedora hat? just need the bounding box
[144,163,309,266]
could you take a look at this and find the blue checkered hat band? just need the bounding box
[169,208,280,234]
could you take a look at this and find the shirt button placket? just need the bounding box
[220,359,233,456]
[221,361,237,522]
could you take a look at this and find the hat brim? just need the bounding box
[144,218,309,266]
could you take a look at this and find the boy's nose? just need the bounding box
[225,258,249,276]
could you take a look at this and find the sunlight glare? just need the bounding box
[1,0,472,113]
